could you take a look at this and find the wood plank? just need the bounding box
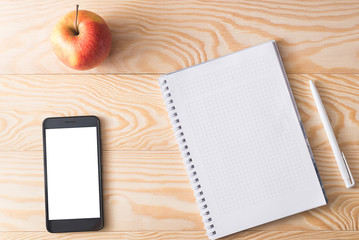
[1,230,359,240]
[0,74,359,151]
[290,74,359,151]
[0,151,199,231]
[1,150,359,231]
[0,74,176,151]
[0,0,358,74]
[0,231,206,240]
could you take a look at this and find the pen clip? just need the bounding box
[342,152,355,188]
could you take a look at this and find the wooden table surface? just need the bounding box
[1,0,359,239]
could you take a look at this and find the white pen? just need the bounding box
[309,80,355,188]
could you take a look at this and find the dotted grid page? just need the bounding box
[166,41,326,239]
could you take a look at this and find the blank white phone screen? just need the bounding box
[45,127,100,220]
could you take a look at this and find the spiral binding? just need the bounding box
[159,78,216,238]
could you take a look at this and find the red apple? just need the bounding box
[51,5,112,70]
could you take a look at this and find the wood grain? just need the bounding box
[1,150,359,232]
[1,0,358,239]
[0,0,358,74]
[1,74,359,151]
[0,74,176,151]
[1,230,359,240]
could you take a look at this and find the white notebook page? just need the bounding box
[162,41,326,239]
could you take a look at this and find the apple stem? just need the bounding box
[75,4,79,35]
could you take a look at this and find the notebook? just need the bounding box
[159,40,327,239]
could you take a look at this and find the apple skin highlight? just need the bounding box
[51,10,112,70]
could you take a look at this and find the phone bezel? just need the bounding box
[42,116,104,233]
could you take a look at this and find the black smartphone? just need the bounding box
[42,116,104,233]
